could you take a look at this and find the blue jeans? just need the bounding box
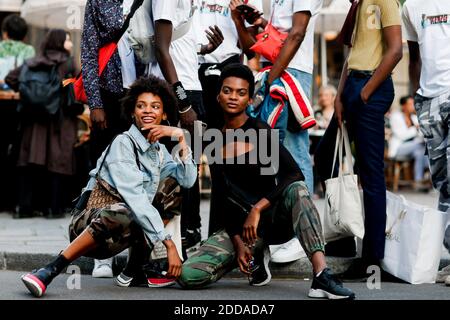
[282,68,314,193]
[343,74,394,261]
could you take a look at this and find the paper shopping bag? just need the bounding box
[381,191,447,284]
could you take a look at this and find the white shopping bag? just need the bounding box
[323,125,364,242]
[381,191,447,284]
[151,215,184,261]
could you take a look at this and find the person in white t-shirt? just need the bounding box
[387,96,427,187]
[402,0,450,285]
[151,0,224,257]
[193,0,262,240]
[194,0,262,130]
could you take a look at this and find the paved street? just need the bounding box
[1,270,450,300]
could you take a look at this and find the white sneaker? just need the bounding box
[92,258,114,278]
[269,238,306,263]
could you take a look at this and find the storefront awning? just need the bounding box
[20,0,86,30]
[0,0,23,12]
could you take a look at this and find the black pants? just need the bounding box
[0,99,19,212]
[180,91,204,236]
[17,166,69,216]
[89,91,128,166]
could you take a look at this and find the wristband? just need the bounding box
[172,81,191,111]
[197,43,203,55]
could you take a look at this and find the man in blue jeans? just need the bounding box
[316,0,403,278]
[230,0,323,263]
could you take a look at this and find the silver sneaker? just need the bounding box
[445,275,450,287]
[436,264,450,283]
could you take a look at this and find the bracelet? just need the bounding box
[197,43,203,55]
[178,105,192,114]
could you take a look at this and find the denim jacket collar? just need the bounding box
[128,124,159,153]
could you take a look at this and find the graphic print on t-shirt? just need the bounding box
[199,1,230,16]
[421,14,450,28]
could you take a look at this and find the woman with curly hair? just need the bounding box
[20,76,197,298]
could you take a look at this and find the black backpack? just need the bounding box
[18,63,62,119]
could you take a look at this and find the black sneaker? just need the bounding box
[116,268,147,287]
[308,268,355,300]
[182,228,202,251]
[338,258,380,282]
[248,246,272,287]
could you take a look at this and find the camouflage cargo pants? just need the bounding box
[415,92,450,251]
[68,202,147,259]
[178,181,325,289]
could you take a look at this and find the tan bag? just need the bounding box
[86,178,123,211]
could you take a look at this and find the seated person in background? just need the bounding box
[313,85,337,131]
[178,64,355,300]
[20,76,197,298]
[309,85,337,200]
[0,14,35,85]
[388,95,428,190]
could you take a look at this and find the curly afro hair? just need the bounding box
[121,75,178,126]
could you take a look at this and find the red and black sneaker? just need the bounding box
[143,261,177,288]
[21,267,57,298]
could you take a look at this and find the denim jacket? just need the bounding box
[85,124,197,244]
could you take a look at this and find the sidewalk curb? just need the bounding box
[3,251,448,279]
[0,251,354,277]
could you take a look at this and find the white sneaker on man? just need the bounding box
[269,238,306,263]
[92,258,114,278]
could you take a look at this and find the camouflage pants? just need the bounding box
[68,202,147,259]
[415,92,450,250]
[178,181,325,289]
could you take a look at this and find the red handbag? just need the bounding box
[63,0,144,105]
[63,43,118,104]
[250,23,288,63]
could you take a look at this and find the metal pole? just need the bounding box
[320,18,328,87]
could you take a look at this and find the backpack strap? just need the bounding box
[95,135,118,178]
[123,132,142,170]
[116,0,145,42]
[172,5,198,42]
